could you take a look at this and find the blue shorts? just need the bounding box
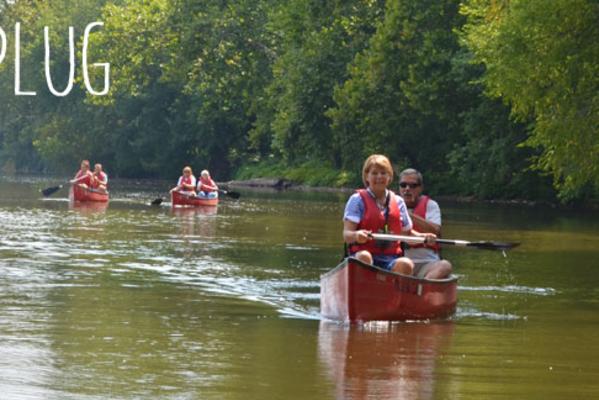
[351,254,398,271]
[372,255,399,271]
[198,191,218,199]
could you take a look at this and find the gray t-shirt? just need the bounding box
[404,198,441,263]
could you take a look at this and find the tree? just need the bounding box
[251,0,384,167]
[328,0,465,187]
[461,0,599,200]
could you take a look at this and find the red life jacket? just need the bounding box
[409,195,441,252]
[91,171,108,188]
[178,175,196,190]
[75,170,92,187]
[349,189,403,256]
[198,176,216,192]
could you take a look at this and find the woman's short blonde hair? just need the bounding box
[362,154,393,187]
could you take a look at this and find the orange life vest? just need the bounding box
[91,171,108,188]
[349,189,403,256]
[75,170,92,186]
[198,176,216,192]
[178,175,196,190]
[409,195,441,252]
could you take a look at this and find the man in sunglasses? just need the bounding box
[398,168,452,279]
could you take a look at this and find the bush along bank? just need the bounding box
[233,160,355,189]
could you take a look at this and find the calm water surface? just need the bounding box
[1,176,598,399]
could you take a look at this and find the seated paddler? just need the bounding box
[399,168,452,279]
[70,159,93,189]
[342,154,436,275]
[91,163,108,193]
[197,169,219,199]
[170,166,197,196]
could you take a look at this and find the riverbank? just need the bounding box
[225,176,599,211]
[230,160,599,210]
[233,160,354,188]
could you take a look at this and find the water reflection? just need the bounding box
[171,206,218,217]
[171,207,218,238]
[3,177,599,399]
[318,321,454,400]
[68,200,109,214]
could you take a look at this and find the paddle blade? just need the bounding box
[41,185,62,197]
[225,191,240,199]
[151,198,163,206]
[469,241,520,251]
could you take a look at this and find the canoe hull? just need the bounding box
[69,185,109,203]
[320,258,457,322]
[171,191,219,207]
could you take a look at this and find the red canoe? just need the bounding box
[69,185,109,202]
[320,258,458,322]
[171,191,219,207]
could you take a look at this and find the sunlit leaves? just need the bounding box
[461,0,599,199]
[328,0,464,182]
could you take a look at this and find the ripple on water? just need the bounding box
[459,285,557,296]
[456,307,523,321]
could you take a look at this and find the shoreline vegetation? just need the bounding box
[227,177,599,211]
[228,162,599,211]
[1,1,597,206]
[1,170,597,210]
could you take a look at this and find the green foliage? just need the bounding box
[461,0,599,200]
[0,0,595,204]
[251,0,384,165]
[447,96,554,200]
[235,159,353,188]
[328,0,465,187]
[0,0,113,173]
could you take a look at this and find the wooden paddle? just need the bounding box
[370,233,520,251]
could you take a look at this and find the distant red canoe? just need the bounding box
[69,185,109,203]
[320,258,458,322]
[171,191,219,207]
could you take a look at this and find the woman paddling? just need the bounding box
[170,166,197,196]
[342,154,436,275]
[70,160,94,189]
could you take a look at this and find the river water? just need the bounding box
[1,176,598,399]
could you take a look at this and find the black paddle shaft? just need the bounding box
[41,185,64,197]
[370,233,520,251]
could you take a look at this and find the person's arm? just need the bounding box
[397,195,414,233]
[409,228,436,240]
[342,194,370,244]
[70,170,83,183]
[171,177,183,192]
[182,177,196,191]
[200,179,218,191]
[409,212,441,236]
[70,170,92,184]
[343,220,370,244]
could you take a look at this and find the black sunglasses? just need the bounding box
[399,182,421,189]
